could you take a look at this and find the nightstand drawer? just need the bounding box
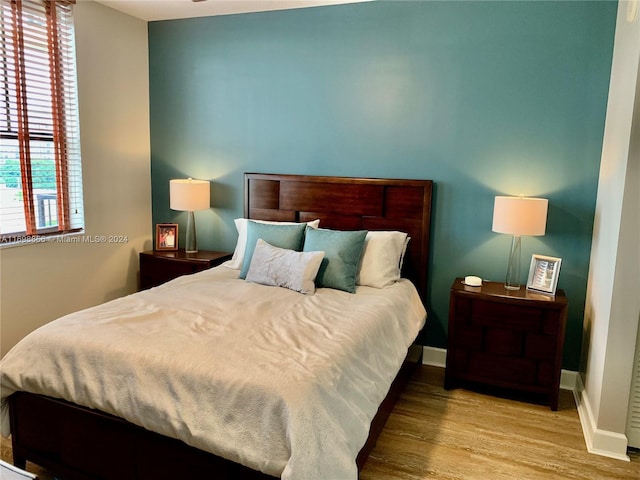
[139,250,232,290]
[467,351,537,386]
[525,333,557,360]
[142,255,204,275]
[484,328,523,356]
[454,325,483,349]
[140,256,203,289]
[471,299,543,332]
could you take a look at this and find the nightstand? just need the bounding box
[139,250,232,290]
[444,277,568,410]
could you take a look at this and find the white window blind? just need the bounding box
[0,0,83,242]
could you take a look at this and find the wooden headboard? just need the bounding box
[244,173,433,300]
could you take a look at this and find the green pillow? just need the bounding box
[303,227,367,293]
[239,221,307,279]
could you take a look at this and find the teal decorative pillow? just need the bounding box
[303,227,368,293]
[239,221,307,279]
[227,218,320,270]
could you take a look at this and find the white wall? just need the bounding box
[0,1,152,357]
[578,0,640,460]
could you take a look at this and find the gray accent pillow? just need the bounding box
[246,239,325,294]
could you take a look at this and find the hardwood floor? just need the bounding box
[2,365,638,479]
[360,365,639,480]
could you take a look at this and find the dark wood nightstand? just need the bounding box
[139,250,232,290]
[444,277,568,410]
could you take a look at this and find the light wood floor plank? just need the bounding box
[2,365,638,479]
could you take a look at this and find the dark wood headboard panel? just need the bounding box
[244,173,433,300]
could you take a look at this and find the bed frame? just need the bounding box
[9,173,433,480]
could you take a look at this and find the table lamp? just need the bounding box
[492,195,548,290]
[170,178,210,253]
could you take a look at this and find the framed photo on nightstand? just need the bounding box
[527,254,562,295]
[155,223,178,251]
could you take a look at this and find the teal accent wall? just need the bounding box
[148,1,616,370]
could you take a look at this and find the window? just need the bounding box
[0,0,83,243]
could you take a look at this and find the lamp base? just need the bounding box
[185,211,197,253]
[504,235,521,290]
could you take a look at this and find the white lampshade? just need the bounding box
[170,178,210,212]
[492,196,548,236]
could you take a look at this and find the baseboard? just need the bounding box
[560,369,578,391]
[573,374,631,461]
[422,346,447,368]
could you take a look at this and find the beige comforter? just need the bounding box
[0,266,426,480]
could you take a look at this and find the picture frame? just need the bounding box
[526,254,562,295]
[155,223,178,251]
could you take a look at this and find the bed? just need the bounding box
[1,173,433,480]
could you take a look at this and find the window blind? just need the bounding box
[0,0,83,242]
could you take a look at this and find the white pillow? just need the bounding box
[357,231,409,288]
[225,218,320,269]
[399,235,411,269]
[245,239,325,294]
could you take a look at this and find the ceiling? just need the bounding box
[92,0,372,22]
